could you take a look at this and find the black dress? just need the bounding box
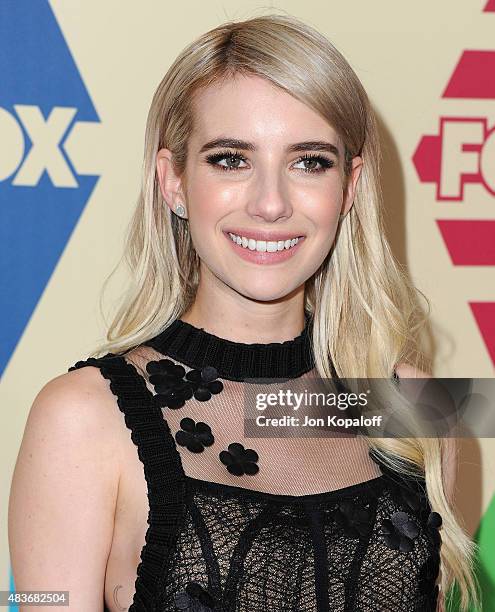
[69,315,442,611]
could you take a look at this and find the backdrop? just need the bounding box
[1,1,494,609]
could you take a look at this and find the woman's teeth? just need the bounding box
[228,232,300,252]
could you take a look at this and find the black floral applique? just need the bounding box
[381,510,420,553]
[174,580,216,611]
[185,365,224,401]
[147,359,192,409]
[175,417,215,453]
[331,499,373,538]
[219,442,259,476]
[146,360,223,409]
[425,510,443,547]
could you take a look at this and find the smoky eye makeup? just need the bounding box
[204,149,336,174]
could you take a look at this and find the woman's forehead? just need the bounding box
[190,76,341,153]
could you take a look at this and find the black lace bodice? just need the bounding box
[68,316,442,611]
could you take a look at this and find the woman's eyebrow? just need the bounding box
[198,138,340,158]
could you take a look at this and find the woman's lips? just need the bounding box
[223,232,305,264]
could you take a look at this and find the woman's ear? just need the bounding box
[342,155,363,216]
[156,148,186,215]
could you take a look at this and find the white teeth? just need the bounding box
[228,232,300,252]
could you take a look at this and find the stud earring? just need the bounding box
[175,203,186,218]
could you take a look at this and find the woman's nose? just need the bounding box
[245,173,293,222]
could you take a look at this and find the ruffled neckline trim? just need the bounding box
[143,312,315,382]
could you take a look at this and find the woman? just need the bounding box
[9,13,478,612]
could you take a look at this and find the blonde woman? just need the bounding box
[9,13,478,612]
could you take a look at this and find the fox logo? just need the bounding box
[413,43,495,366]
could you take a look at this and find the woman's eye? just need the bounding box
[205,151,248,171]
[293,155,335,173]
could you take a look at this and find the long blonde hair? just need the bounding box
[93,13,479,609]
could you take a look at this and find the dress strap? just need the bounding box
[68,353,187,610]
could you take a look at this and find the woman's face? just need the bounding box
[157,74,363,303]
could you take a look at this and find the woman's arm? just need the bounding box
[8,367,122,611]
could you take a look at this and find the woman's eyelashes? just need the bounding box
[205,150,248,172]
[204,150,335,174]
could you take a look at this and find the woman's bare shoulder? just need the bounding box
[29,365,125,440]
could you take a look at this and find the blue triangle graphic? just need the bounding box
[0,0,101,376]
